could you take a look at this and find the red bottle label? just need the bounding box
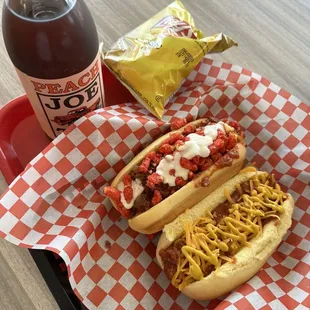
[16,52,104,138]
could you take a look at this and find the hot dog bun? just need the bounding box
[156,171,294,300]
[110,119,245,234]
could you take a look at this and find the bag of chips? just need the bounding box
[103,1,237,118]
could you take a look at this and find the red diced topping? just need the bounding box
[228,120,240,131]
[116,201,131,218]
[147,151,162,164]
[147,173,163,189]
[188,171,195,180]
[104,187,121,202]
[192,156,206,166]
[152,190,162,205]
[192,155,200,165]
[209,145,216,155]
[200,158,213,171]
[170,119,187,130]
[209,139,225,155]
[159,143,174,154]
[147,151,156,158]
[104,187,131,218]
[180,158,198,171]
[175,177,187,186]
[217,130,225,139]
[123,174,131,187]
[169,133,185,145]
[199,157,207,166]
[226,132,237,150]
[123,186,133,204]
[215,138,225,148]
[183,124,195,134]
[161,138,170,145]
[138,157,151,173]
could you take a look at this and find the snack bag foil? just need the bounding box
[103,1,237,119]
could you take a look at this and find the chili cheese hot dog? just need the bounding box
[104,118,246,234]
[156,168,294,300]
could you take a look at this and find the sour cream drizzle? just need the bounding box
[117,179,144,209]
[156,122,225,186]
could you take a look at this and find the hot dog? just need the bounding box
[104,118,246,234]
[156,168,294,300]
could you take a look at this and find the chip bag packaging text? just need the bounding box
[103,1,237,119]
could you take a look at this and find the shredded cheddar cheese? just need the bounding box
[171,171,287,290]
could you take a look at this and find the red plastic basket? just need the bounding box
[0,64,134,184]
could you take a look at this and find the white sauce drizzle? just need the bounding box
[118,122,230,208]
[156,122,225,186]
[117,179,144,209]
[156,153,188,186]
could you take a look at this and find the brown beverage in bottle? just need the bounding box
[2,0,104,138]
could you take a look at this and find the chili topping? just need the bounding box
[159,172,287,290]
[104,119,243,218]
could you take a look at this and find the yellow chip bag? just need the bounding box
[103,1,237,118]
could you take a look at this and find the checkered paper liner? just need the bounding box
[0,57,309,310]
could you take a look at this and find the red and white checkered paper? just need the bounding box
[0,57,309,310]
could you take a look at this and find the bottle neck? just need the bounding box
[5,0,77,21]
